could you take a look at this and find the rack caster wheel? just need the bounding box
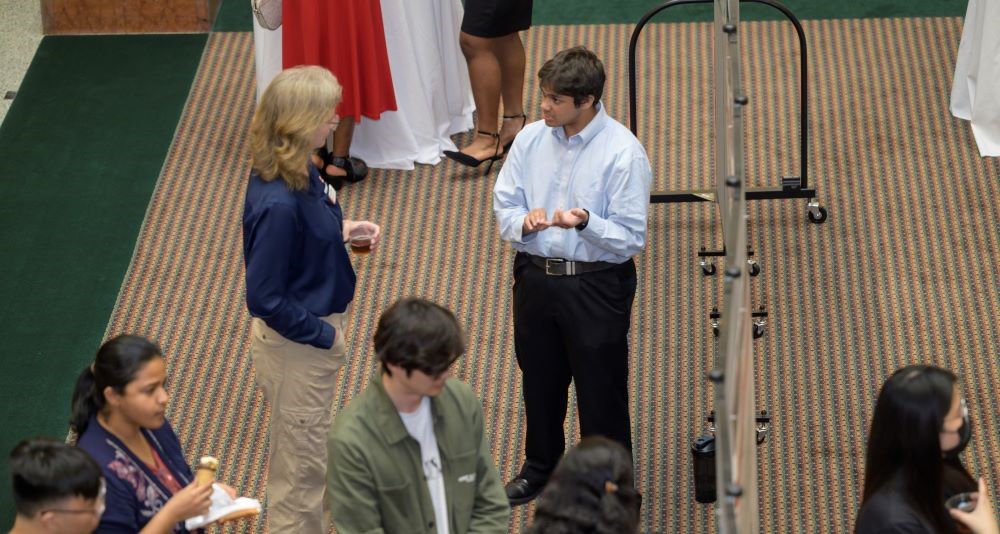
[807,200,828,224]
[700,261,716,276]
[752,320,766,339]
[748,260,760,277]
[755,410,770,444]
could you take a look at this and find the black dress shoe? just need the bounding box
[504,477,545,506]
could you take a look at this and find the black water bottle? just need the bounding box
[691,434,717,503]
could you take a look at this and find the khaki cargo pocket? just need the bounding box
[278,406,328,507]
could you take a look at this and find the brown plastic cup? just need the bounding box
[349,233,374,255]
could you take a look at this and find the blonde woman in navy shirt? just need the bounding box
[242,65,381,534]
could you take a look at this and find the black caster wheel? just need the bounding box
[807,205,828,224]
[701,262,716,276]
[752,322,765,339]
[748,261,761,277]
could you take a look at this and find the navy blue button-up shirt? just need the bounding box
[242,165,356,348]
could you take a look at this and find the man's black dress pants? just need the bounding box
[512,251,637,483]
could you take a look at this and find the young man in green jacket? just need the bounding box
[326,298,510,534]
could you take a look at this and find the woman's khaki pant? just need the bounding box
[250,313,347,534]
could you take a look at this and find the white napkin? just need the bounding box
[183,483,261,530]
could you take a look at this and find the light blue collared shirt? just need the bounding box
[493,103,652,263]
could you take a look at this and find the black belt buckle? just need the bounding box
[544,258,567,276]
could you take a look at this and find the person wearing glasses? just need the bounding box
[855,365,999,534]
[69,335,232,533]
[8,438,104,534]
[244,65,381,534]
[326,298,510,533]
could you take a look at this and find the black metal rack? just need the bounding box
[628,0,828,223]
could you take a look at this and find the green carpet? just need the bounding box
[213,0,970,31]
[215,0,253,32]
[0,34,206,520]
[531,0,968,24]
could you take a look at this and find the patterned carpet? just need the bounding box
[105,18,999,533]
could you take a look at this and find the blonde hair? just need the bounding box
[249,66,342,191]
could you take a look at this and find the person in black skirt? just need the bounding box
[443,0,532,173]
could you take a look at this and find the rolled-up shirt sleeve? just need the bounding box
[244,202,336,348]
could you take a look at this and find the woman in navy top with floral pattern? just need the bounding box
[70,335,226,534]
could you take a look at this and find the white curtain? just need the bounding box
[251,11,282,104]
[350,0,475,169]
[950,0,1000,157]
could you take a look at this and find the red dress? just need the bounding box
[283,0,397,121]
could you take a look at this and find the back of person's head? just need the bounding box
[70,334,163,435]
[374,297,464,377]
[249,65,342,191]
[10,438,102,523]
[538,46,606,107]
[862,364,964,533]
[526,436,640,534]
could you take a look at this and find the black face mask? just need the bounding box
[943,406,972,459]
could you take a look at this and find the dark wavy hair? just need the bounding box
[10,437,102,516]
[859,365,972,534]
[70,335,163,434]
[526,436,640,534]
[374,298,464,377]
[538,46,606,107]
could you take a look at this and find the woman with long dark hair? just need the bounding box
[856,365,998,534]
[70,335,214,533]
[525,436,641,534]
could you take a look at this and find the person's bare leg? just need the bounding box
[455,31,503,161]
[331,117,354,158]
[326,117,368,180]
[495,32,527,147]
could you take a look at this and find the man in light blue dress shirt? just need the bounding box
[493,46,652,506]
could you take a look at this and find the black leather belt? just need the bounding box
[525,254,617,276]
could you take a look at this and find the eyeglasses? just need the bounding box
[43,479,106,517]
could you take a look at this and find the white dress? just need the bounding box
[950,0,1000,157]
[251,11,282,103]
[349,0,475,169]
[251,0,473,168]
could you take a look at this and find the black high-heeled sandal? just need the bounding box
[502,113,527,152]
[443,130,503,174]
[329,155,368,183]
[317,146,369,185]
[312,150,344,190]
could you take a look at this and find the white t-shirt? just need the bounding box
[399,397,449,534]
